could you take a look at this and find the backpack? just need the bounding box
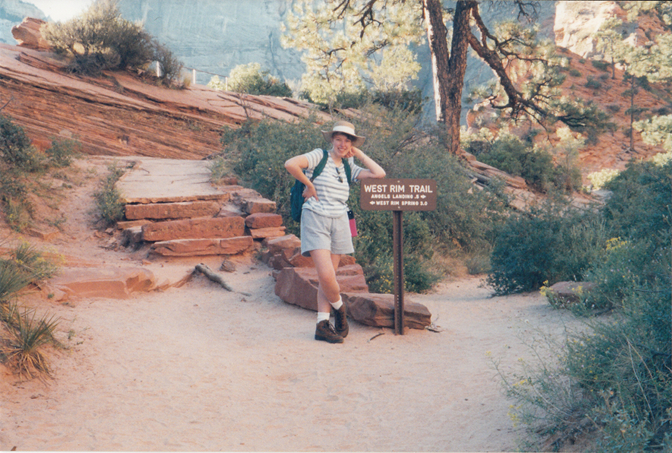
[290,149,352,222]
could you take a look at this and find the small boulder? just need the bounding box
[343,293,432,329]
[274,265,368,311]
[547,281,597,306]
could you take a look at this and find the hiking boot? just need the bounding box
[333,304,349,338]
[315,320,344,344]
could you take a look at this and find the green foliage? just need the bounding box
[209,63,292,97]
[281,0,423,106]
[0,116,80,231]
[220,104,508,291]
[303,87,425,114]
[462,129,582,192]
[487,203,609,295]
[153,40,184,83]
[45,138,81,167]
[42,0,182,83]
[494,157,672,451]
[93,162,127,226]
[0,114,42,172]
[585,76,602,90]
[591,60,610,71]
[568,68,582,77]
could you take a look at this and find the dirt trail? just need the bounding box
[0,262,578,451]
[0,158,580,451]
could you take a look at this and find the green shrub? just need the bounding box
[93,162,127,226]
[487,203,609,295]
[306,87,425,114]
[591,60,610,71]
[1,302,60,380]
[43,0,182,82]
[213,63,292,97]
[497,157,672,451]
[462,130,579,192]
[569,68,582,77]
[0,114,42,172]
[45,138,81,167]
[585,76,602,90]
[153,40,183,83]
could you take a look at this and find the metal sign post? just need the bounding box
[361,179,437,335]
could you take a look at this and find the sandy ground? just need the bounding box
[0,159,580,451]
[0,262,579,452]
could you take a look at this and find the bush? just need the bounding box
[1,302,60,380]
[497,158,672,451]
[45,138,81,167]
[585,76,602,90]
[0,114,42,172]
[93,162,127,226]
[487,203,609,295]
[43,0,182,83]
[301,87,425,114]
[591,60,610,71]
[462,130,580,192]
[213,63,292,97]
[569,68,582,77]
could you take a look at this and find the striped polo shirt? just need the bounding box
[302,148,364,218]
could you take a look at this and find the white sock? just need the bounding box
[330,297,343,310]
[317,312,330,323]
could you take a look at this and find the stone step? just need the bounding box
[149,236,254,257]
[125,200,223,220]
[141,216,245,242]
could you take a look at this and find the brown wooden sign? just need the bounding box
[360,179,437,211]
[359,178,437,335]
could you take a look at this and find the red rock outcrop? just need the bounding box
[0,41,331,160]
[11,18,50,51]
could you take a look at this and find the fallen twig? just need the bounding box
[368,332,385,342]
[194,263,233,292]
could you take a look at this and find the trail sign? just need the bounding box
[360,179,437,335]
[360,179,437,211]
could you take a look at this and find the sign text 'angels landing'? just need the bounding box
[360,179,437,211]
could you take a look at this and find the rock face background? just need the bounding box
[0,0,44,44]
[115,0,557,122]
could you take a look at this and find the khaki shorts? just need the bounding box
[300,209,354,257]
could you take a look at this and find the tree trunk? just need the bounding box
[422,0,451,126]
[444,0,476,155]
[423,0,443,122]
[422,0,474,155]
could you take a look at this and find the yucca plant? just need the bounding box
[9,241,59,281]
[1,303,60,380]
[0,260,31,301]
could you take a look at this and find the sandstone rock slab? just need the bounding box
[245,213,283,229]
[150,236,254,257]
[49,267,157,299]
[125,200,221,220]
[245,199,276,214]
[249,226,286,239]
[142,216,244,242]
[264,235,302,255]
[11,18,50,50]
[274,265,369,311]
[343,293,432,330]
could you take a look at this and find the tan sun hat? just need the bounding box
[321,120,366,147]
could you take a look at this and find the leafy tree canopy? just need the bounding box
[281,0,424,105]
